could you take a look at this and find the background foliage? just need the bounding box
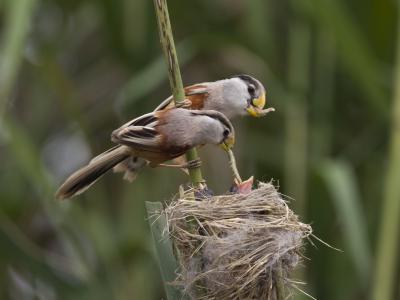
[0,0,398,299]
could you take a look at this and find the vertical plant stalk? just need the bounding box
[146,1,202,298]
[152,0,204,187]
[0,0,37,118]
[285,17,310,217]
[284,5,311,299]
[371,10,400,300]
[312,30,335,159]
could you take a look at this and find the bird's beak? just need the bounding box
[220,136,235,152]
[246,92,266,117]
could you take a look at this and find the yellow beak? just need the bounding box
[220,136,235,152]
[246,93,266,117]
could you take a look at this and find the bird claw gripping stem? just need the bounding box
[175,98,192,109]
[157,158,202,169]
[184,158,202,170]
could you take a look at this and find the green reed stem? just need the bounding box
[371,7,400,300]
[152,0,204,188]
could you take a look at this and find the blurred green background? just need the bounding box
[0,0,399,299]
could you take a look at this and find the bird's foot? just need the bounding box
[184,158,202,169]
[176,99,192,108]
[158,158,201,169]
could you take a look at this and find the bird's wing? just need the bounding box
[154,84,209,111]
[153,95,174,111]
[115,112,158,132]
[112,125,164,152]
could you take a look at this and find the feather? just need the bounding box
[111,126,163,152]
[114,112,158,133]
[113,156,149,182]
[55,146,130,199]
[154,84,208,111]
[90,145,121,163]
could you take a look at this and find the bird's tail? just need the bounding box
[56,146,130,199]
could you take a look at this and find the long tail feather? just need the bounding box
[56,146,130,199]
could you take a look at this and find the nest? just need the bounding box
[163,181,312,300]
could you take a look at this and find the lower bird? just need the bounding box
[56,108,235,199]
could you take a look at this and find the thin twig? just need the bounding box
[228,149,242,183]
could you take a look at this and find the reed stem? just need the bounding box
[152,0,204,188]
[371,8,400,300]
[0,0,37,118]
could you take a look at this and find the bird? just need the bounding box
[154,74,272,118]
[55,108,235,199]
[115,74,274,181]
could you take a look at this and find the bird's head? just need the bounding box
[218,115,235,152]
[233,74,271,117]
[220,131,235,151]
[191,110,235,151]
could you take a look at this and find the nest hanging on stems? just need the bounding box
[161,181,312,300]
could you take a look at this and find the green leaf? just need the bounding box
[145,201,187,300]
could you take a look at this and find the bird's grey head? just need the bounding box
[230,74,267,117]
[190,110,235,150]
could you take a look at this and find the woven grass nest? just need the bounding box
[163,181,313,300]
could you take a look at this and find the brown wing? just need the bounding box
[153,84,209,111]
[111,125,164,153]
[114,112,158,134]
[112,124,189,164]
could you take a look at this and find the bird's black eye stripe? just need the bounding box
[216,116,233,134]
[223,129,230,137]
[248,84,256,96]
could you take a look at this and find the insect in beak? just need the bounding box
[246,93,275,117]
[246,93,266,117]
[220,136,235,152]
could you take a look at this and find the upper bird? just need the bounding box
[154,74,272,118]
[56,108,235,199]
